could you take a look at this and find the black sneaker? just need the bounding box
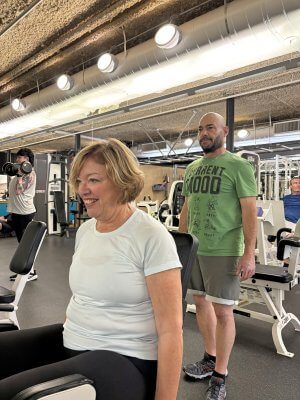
[183,353,215,379]
[206,376,226,400]
[27,270,38,281]
[9,274,17,281]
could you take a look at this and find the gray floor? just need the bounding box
[1,235,300,399]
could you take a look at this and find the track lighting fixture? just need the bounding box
[97,53,118,73]
[154,24,181,49]
[184,138,193,147]
[11,98,26,111]
[237,129,250,139]
[57,74,74,91]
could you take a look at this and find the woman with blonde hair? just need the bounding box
[0,138,183,400]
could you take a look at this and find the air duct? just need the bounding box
[273,119,300,134]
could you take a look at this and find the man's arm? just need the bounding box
[15,172,35,195]
[236,196,257,281]
[178,198,188,233]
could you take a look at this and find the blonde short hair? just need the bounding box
[70,138,144,204]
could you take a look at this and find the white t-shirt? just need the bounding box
[7,171,36,215]
[63,209,182,360]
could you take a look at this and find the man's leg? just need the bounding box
[183,255,219,379]
[183,295,217,379]
[203,256,239,400]
[204,304,234,400]
[194,294,216,357]
[212,303,235,375]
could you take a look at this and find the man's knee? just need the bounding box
[193,294,209,308]
[212,303,234,321]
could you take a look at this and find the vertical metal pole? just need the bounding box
[5,150,12,191]
[6,150,11,162]
[264,163,267,200]
[257,218,268,265]
[284,158,288,197]
[75,134,81,153]
[172,164,176,181]
[275,155,279,201]
[74,133,82,223]
[226,98,235,152]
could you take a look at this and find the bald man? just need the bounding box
[179,113,257,400]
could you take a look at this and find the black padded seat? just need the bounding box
[253,264,293,283]
[170,231,198,298]
[0,221,47,332]
[53,191,68,225]
[0,286,15,303]
[12,374,94,400]
[0,323,18,331]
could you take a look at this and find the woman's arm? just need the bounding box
[146,268,183,400]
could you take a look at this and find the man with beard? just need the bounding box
[179,113,257,400]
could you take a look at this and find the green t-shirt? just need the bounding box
[182,152,257,256]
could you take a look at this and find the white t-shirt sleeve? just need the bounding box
[143,226,182,276]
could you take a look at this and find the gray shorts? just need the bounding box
[189,255,240,305]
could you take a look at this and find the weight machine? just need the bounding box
[158,181,185,231]
[34,154,69,235]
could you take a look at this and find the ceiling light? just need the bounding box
[154,24,181,49]
[57,74,74,91]
[237,129,250,139]
[11,98,26,111]
[97,53,118,73]
[184,138,193,147]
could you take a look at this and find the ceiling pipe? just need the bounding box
[1,74,300,153]
[0,0,299,137]
[1,69,299,146]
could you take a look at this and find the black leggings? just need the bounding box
[0,221,14,235]
[0,324,157,400]
[11,213,35,242]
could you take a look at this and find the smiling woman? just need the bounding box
[0,138,183,400]
[69,139,146,232]
[77,159,123,226]
[70,139,144,205]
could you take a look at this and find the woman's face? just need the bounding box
[77,158,121,220]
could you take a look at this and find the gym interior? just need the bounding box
[0,1,300,399]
